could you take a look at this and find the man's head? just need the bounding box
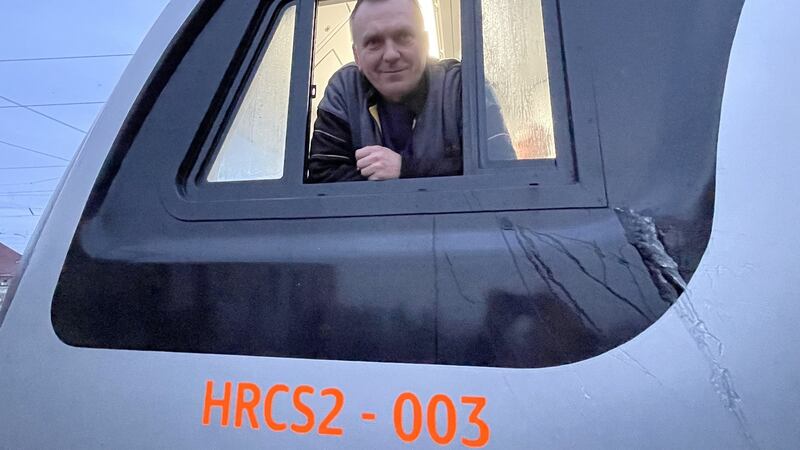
[349,0,429,102]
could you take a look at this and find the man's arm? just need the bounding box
[356,146,402,180]
[307,109,366,183]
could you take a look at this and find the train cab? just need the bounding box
[2,0,799,448]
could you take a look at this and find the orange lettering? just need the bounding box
[202,380,232,427]
[427,394,456,445]
[461,396,490,448]
[290,385,315,434]
[264,384,290,432]
[234,382,261,429]
[393,392,423,443]
[318,388,345,436]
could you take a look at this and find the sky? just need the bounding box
[0,0,169,253]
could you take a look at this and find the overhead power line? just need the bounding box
[0,232,28,238]
[0,139,70,162]
[0,101,105,109]
[0,165,67,170]
[0,189,55,195]
[0,53,133,63]
[0,96,87,133]
[0,177,60,187]
[0,192,54,197]
[0,205,43,210]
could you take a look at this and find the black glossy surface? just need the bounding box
[51,0,743,367]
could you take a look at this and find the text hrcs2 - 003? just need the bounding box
[202,380,491,447]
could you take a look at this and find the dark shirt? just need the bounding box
[376,76,429,163]
[378,100,415,159]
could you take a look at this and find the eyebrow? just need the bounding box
[360,31,379,44]
[359,25,415,45]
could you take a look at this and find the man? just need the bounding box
[308,0,513,183]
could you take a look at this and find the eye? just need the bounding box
[364,37,381,49]
[397,32,414,45]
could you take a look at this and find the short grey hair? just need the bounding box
[349,0,425,41]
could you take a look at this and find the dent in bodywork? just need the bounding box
[614,208,686,302]
[614,207,758,448]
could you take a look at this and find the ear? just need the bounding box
[422,30,430,57]
[352,44,361,68]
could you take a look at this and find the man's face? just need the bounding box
[351,0,429,103]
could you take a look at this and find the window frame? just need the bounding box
[164,0,607,221]
[203,1,298,183]
[467,0,571,180]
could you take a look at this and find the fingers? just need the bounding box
[356,153,378,169]
[356,146,382,169]
[355,145,384,161]
[360,160,400,180]
[360,162,379,178]
[363,164,390,181]
[355,145,402,180]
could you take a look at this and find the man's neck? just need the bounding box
[381,76,428,115]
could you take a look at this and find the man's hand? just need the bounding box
[355,146,402,181]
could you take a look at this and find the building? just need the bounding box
[0,243,21,304]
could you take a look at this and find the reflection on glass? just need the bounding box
[208,5,296,182]
[482,0,556,160]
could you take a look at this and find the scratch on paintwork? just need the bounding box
[570,367,593,401]
[500,374,540,444]
[614,350,667,388]
[469,191,482,210]
[461,192,472,209]
[616,244,648,285]
[579,382,592,401]
[704,263,757,291]
[443,252,477,304]
[501,374,530,417]
[497,215,597,364]
[461,191,483,210]
[675,294,759,448]
[550,233,609,283]
[564,369,606,442]
[615,245,659,318]
[462,191,480,210]
[550,233,655,310]
[521,227,654,322]
[526,230,657,318]
[617,246,647,298]
[500,218,601,332]
[615,208,759,449]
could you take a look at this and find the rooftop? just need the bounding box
[0,242,21,277]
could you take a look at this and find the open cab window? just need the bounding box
[178,0,604,220]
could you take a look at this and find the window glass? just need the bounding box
[310,1,357,131]
[207,4,296,182]
[482,0,556,160]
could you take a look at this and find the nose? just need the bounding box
[382,41,401,64]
